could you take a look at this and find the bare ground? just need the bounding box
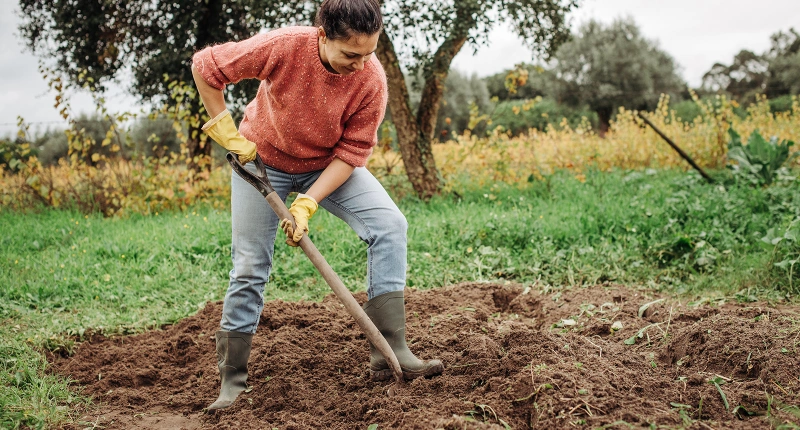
[51,282,800,429]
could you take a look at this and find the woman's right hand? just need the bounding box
[202,110,257,164]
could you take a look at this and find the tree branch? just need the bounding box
[417,35,467,142]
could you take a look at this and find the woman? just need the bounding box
[192,0,443,410]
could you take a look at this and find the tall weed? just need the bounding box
[418,94,800,192]
[2,69,226,216]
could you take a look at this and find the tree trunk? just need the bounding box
[375,30,440,200]
[375,31,466,200]
[596,106,612,137]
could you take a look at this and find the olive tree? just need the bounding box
[551,18,685,134]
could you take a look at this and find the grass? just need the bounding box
[417,167,800,297]
[1,167,800,428]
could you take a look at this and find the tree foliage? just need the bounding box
[549,18,685,133]
[701,28,800,102]
[18,0,264,168]
[765,28,800,98]
[18,0,262,109]
[702,50,769,103]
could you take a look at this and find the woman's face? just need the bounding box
[318,27,380,75]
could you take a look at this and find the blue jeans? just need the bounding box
[222,163,408,334]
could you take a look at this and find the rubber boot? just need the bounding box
[207,330,253,410]
[363,291,444,381]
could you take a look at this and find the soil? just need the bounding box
[51,282,800,429]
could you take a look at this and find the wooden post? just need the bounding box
[638,112,714,184]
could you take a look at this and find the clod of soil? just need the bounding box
[52,282,800,429]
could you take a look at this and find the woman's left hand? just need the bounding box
[280,194,318,246]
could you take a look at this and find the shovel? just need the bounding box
[226,152,405,393]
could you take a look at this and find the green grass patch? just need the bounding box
[1,168,800,428]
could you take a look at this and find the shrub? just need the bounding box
[4,83,799,217]
[128,114,183,158]
[0,137,35,172]
[727,127,797,185]
[1,156,231,216]
[769,94,795,114]
[32,129,69,166]
[1,77,223,216]
[671,99,704,123]
[488,97,598,136]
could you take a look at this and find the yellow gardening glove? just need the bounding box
[279,194,318,246]
[201,109,257,164]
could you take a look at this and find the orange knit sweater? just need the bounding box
[192,26,388,173]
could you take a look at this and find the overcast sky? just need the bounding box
[2,0,799,137]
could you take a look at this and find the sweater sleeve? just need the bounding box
[333,78,389,167]
[192,32,277,90]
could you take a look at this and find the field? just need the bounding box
[3,97,800,429]
[52,283,800,429]
[3,167,800,429]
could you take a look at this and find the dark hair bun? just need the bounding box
[315,0,383,40]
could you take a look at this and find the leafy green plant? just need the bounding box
[648,234,720,272]
[623,323,662,345]
[769,94,796,114]
[727,127,798,185]
[671,99,704,123]
[760,217,800,291]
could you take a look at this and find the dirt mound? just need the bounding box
[52,283,800,429]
